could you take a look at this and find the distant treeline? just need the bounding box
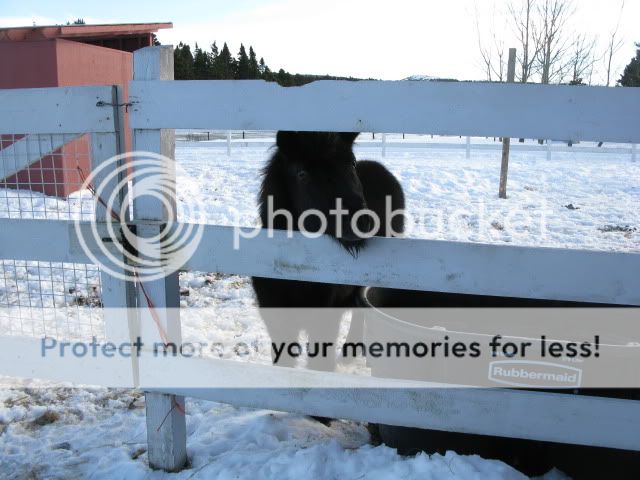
[174,41,366,86]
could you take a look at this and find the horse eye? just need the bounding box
[297,169,308,180]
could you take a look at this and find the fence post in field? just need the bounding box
[466,136,471,159]
[133,46,188,472]
[633,144,637,162]
[498,48,516,199]
[382,133,387,157]
[226,130,232,156]
[547,140,552,161]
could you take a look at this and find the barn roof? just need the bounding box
[0,22,172,42]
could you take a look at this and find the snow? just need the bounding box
[175,137,639,252]
[1,137,638,479]
[0,383,546,480]
[403,74,438,81]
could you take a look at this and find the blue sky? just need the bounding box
[1,0,638,82]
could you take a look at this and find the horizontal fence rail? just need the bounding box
[0,219,106,264]
[147,362,640,451]
[186,225,640,306]
[3,220,638,306]
[129,80,640,143]
[0,86,116,134]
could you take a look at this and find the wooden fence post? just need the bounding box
[498,48,516,199]
[226,130,232,156]
[547,140,552,161]
[466,136,471,159]
[381,133,387,157]
[92,86,139,388]
[133,46,188,472]
[633,143,637,162]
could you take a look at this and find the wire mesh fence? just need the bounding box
[0,133,95,221]
[0,133,104,341]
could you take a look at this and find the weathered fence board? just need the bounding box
[3,219,637,305]
[0,336,135,387]
[139,355,640,450]
[129,80,640,143]
[0,86,115,134]
[133,45,188,473]
[186,225,640,306]
[0,219,95,264]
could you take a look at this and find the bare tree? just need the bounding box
[535,0,575,84]
[603,0,625,86]
[508,0,542,82]
[567,34,598,84]
[475,1,507,81]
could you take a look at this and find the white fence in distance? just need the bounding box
[176,130,638,161]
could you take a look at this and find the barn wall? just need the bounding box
[0,41,58,88]
[0,39,133,197]
[56,39,133,152]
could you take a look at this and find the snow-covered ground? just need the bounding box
[0,138,637,479]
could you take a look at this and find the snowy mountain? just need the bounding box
[402,74,437,81]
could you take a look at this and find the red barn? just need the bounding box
[0,22,172,196]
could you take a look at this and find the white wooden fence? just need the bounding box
[179,131,638,161]
[1,46,640,471]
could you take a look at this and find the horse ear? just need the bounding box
[276,131,299,152]
[339,132,359,146]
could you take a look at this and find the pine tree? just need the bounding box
[248,46,259,79]
[618,44,640,87]
[208,41,220,80]
[258,57,266,75]
[214,42,235,79]
[193,43,211,80]
[262,64,273,82]
[174,42,194,80]
[276,68,290,86]
[236,44,250,79]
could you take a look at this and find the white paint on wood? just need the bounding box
[90,130,129,339]
[133,45,187,473]
[186,225,640,305]
[129,80,640,143]
[138,355,640,451]
[2,219,638,306]
[144,391,187,473]
[186,139,636,156]
[0,336,135,386]
[91,108,140,383]
[0,86,115,134]
[0,219,95,264]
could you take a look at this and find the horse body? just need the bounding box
[252,131,404,370]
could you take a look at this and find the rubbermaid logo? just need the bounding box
[488,360,582,388]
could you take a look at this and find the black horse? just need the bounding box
[252,131,404,371]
